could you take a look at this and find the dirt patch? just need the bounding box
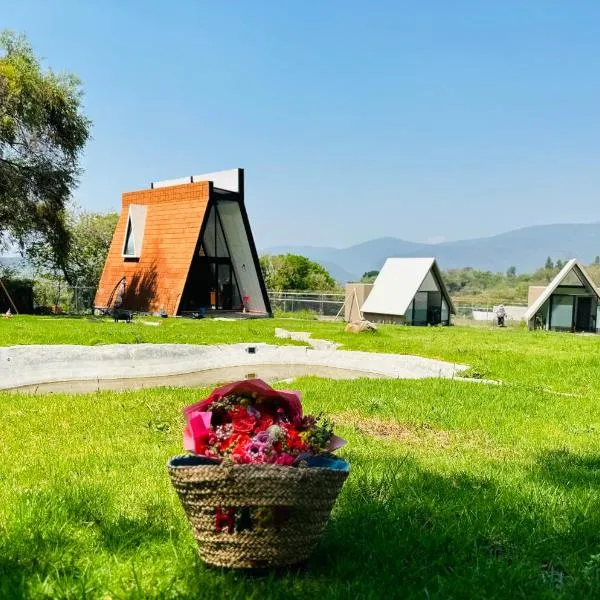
[332,411,451,447]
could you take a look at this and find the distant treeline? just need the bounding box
[362,257,600,305]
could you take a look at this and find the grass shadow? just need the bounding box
[0,482,179,596]
[302,456,600,597]
[534,448,600,488]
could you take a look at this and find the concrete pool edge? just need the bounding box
[0,342,470,394]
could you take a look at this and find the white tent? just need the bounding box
[360,257,455,325]
[523,259,600,332]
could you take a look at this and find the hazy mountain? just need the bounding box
[263,223,600,282]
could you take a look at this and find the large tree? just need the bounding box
[32,210,118,287]
[259,254,338,291]
[0,31,90,282]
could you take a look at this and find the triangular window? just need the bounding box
[123,217,135,256]
[561,269,585,287]
[121,204,147,258]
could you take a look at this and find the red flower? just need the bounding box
[219,432,250,453]
[181,379,347,465]
[256,415,274,431]
[215,507,236,533]
[232,417,255,433]
[231,444,249,464]
[285,429,308,452]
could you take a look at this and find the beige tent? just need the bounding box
[344,283,373,322]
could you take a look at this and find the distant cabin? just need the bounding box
[349,257,455,325]
[524,259,599,332]
[94,168,271,317]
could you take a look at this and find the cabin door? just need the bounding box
[575,297,592,332]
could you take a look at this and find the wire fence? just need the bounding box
[452,303,528,324]
[268,290,528,323]
[29,280,97,314]
[10,281,528,322]
[268,290,345,318]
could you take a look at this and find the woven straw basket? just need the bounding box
[168,455,349,569]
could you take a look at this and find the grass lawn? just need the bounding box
[3,317,600,597]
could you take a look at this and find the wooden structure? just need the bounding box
[94,168,271,316]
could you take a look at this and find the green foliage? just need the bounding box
[361,270,379,283]
[31,210,118,287]
[259,253,338,291]
[443,258,583,305]
[0,30,90,279]
[68,211,118,286]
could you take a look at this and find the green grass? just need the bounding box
[272,308,318,320]
[4,317,600,597]
[2,379,600,598]
[0,315,303,347]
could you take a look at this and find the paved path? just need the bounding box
[0,341,468,393]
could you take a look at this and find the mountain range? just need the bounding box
[264,223,600,282]
[3,223,600,285]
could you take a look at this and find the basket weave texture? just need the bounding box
[168,455,348,568]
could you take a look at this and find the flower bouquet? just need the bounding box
[167,379,348,569]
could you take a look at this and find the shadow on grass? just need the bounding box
[534,448,600,488]
[304,457,600,598]
[0,482,179,597]
[4,459,600,598]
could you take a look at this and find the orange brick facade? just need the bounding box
[94,181,211,315]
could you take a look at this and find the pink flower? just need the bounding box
[243,440,270,463]
[275,453,295,466]
[253,431,271,444]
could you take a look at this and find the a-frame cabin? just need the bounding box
[94,168,271,317]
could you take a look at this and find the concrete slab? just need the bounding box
[0,342,468,394]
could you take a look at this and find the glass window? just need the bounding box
[550,295,573,330]
[561,270,585,287]
[202,205,230,258]
[215,208,229,257]
[413,292,428,325]
[405,300,414,324]
[441,297,449,323]
[123,219,135,256]
[202,207,216,256]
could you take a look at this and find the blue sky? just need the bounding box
[3,1,600,248]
